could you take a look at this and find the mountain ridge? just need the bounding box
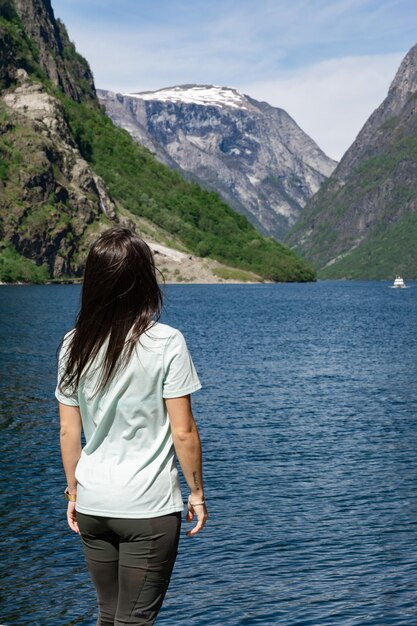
[286,44,417,279]
[98,84,336,239]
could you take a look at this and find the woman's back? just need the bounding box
[56,322,201,518]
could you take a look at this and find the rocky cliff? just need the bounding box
[287,44,417,279]
[0,0,95,100]
[0,0,117,279]
[98,85,337,239]
[0,71,117,278]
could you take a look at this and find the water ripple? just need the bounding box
[1,282,417,624]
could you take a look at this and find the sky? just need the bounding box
[52,0,416,160]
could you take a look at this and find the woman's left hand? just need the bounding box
[67,501,80,534]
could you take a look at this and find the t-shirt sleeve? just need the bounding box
[162,330,202,398]
[55,332,79,406]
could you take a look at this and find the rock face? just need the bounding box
[287,44,417,279]
[0,72,117,277]
[0,0,115,278]
[11,0,95,101]
[98,85,337,239]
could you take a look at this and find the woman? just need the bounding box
[55,227,208,626]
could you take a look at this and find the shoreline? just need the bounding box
[1,278,413,286]
[0,279,272,286]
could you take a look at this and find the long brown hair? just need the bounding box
[58,227,163,397]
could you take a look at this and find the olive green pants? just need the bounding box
[76,511,181,626]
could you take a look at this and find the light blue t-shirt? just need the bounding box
[55,322,202,518]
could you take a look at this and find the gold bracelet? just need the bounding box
[64,487,77,502]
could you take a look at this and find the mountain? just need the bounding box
[0,0,114,280]
[97,85,337,239]
[4,0,95,101]
[0,0,316,283]
[286,44,417,279]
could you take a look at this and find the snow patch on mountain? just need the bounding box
[125,84,248,110]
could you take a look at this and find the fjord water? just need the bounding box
[1,282,417,626]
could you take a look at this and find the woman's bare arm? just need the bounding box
[59,402,82,534]
[165,395,208,536]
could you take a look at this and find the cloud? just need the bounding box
[52,0,411,159]
[240,53,404,160]
[59,19,280,93]
[55,0,414,93]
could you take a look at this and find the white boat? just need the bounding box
[392,276,406,288]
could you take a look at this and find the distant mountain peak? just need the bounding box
[387,43,417,111]
[99,86,336,238]
[124,84,249,110]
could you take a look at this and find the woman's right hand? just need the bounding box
[186,497,208,537]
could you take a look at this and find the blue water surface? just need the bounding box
[0,281,417,625]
